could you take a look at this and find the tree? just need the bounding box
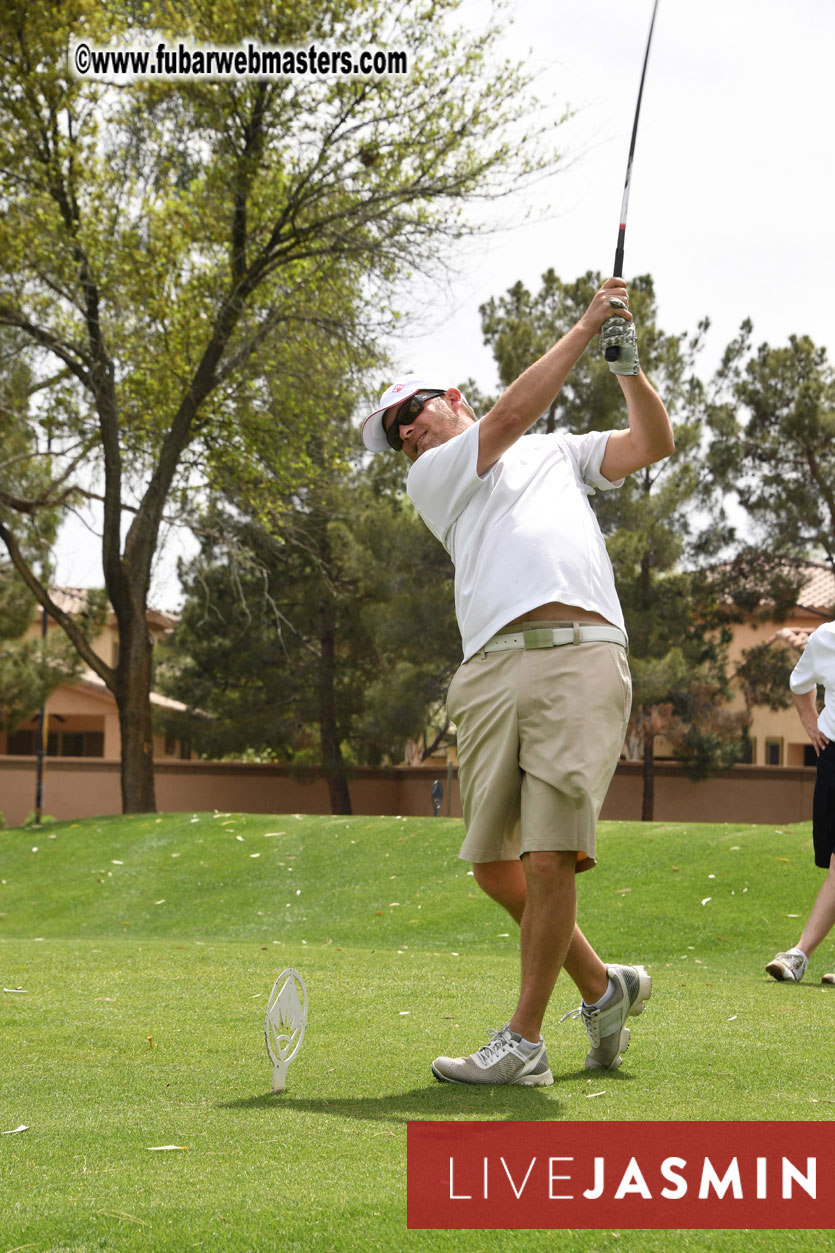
[0,0,555,812]
[478,270,746,817]
[0,569,86,735]
[734,640,797,721]
[156,469,460,812]
[708,328,835,565]
[0,334,86,730]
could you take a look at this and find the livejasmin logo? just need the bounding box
[407,1121,835,1231]
[447,1151,814,1202]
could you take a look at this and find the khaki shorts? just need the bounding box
[446,627,631,871]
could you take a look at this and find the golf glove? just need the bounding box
[601,316,640,376]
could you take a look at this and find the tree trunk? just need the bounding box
[641,707,655,822]
[114,612,156,813]
[318,599,352,816]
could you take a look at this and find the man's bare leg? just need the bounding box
[507,850,576,1042]
[472,858,608,1007]
[798,854,835,957]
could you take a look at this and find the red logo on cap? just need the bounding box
[391,383,406,394]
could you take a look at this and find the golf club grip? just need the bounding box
[603,321,621,362]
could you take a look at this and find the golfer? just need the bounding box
[766,620,835,985]
[361,278,674,1085]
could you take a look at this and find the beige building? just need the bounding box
[726,560,834,767]
[0,588,190,762]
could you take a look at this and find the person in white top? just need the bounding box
[361,277,674,1084]
[766,621,835,985]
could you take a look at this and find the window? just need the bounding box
[46,730,105,758]
[764,738,783,767]
[739,738,755,765]
[57,731,85,756]
[5,729,36,755]
[804,744,818,767]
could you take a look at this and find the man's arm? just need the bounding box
[476,278,631,476]
[476,278,674,478]
[794,688,829,754]
[599,372,674,482]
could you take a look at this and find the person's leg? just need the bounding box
[803,747,835,956]
[798,854,835,956]
[562,925,610,1006]
[471,859,525,921]
[472,858,608,1004]
[508,849,577,1043]
[767,747,835,981]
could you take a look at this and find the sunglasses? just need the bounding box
[384,390,447,451]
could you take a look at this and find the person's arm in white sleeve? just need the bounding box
[790,638,829,753]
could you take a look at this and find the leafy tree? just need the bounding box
[478,270,745,818]
[709,329,835,565]
[734,640,796,719]
[0,0,555,812]
[156,470,460,813]
[0,570,82,735]
[706,321,835,734]
[0,334,84,730]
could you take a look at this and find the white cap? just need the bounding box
[360,375,452,452]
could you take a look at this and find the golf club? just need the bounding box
[603,0,660,364]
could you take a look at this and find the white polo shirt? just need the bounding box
[407,421,625,660]
[789,621,835,741]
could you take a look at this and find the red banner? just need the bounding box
[407,1121,835,1229]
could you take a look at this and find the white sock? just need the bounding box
[590,977,618,1010]
[789,946,808,961]
[509,1032,540,1053]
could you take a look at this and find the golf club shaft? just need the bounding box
[613,0,660,278]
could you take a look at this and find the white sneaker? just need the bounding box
[562,964,652,1070]
[432,1025,554,1086]
[765,951,808,982]
[821,973,835,986]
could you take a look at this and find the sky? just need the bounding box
[52,0,835,607]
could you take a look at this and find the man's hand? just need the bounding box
[578,278,632,337]
[794,689,829,755]
[579,279,640,376]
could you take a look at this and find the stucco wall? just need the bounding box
[0,757,815,829]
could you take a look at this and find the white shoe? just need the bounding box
[562,964,652,1070]
[765,951,808,982]
[432,1024,554,1086]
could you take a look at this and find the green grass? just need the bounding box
[1,811,834,1251]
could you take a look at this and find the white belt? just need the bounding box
[479,623,628,655]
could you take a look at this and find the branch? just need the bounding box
[0,436,96,513]
[0,304,93,389]
[422,716,452,762]
[0,483,75,514]
[0,519,115,688]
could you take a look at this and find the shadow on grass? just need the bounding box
[219,1069,636,1124]
[762,979,835,994]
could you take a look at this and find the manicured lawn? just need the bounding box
[1,812,833,1250]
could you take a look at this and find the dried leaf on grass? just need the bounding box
[97,1208,149,1226]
